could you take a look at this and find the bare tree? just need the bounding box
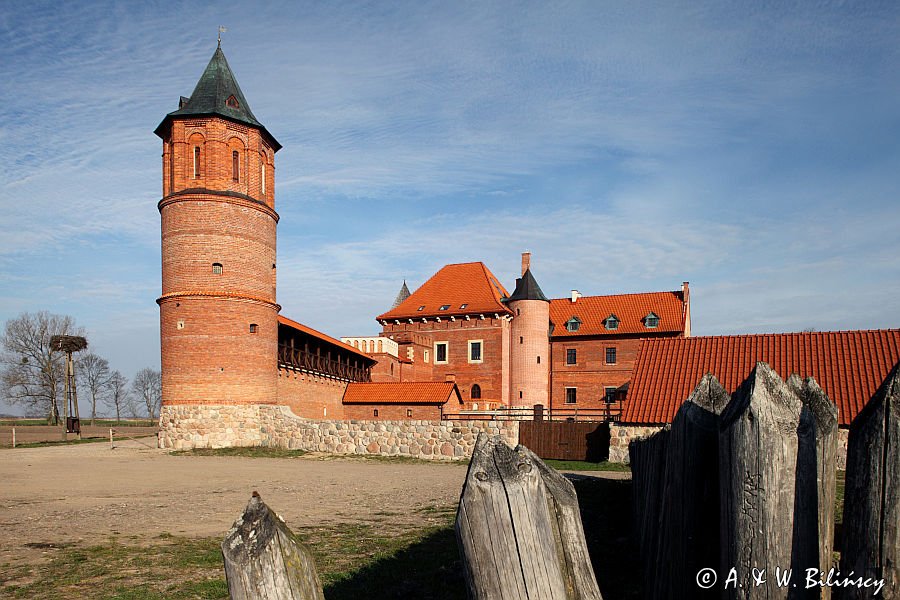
[77,353,111,425]
[1,312,83,423]
[105,371,129,424]
[131,368,162,420]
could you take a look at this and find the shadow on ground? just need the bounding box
[323,475,641,600]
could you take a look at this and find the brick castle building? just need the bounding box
[344,253,691,416]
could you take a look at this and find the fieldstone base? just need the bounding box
[158,403,519,460]
[609,423,851,468]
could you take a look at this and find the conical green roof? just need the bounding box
[154,46,280,150]
[507,269,549,302]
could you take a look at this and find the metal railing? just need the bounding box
[277,344,371,382]
[442,404,622,422]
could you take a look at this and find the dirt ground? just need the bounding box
[0,425,159,446]
[0,437,629,573]
[0,438,475,569]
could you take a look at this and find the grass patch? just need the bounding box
[172,447,308,459]
[0,478,639,599]
[544,459,631,472]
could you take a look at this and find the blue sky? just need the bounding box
[1,0,899,403]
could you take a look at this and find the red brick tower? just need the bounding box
[508,253,550,407]
[154,44,281,446]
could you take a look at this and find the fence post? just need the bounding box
[719,362,806,597]
[840,363,899,599]
[650,374,729,599]
[109,428,114,450]
[11,426,15,448]
[788,374,838,600]
[456,433,603,599]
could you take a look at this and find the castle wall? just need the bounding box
[159,404,518,460]
[276,368,346,419]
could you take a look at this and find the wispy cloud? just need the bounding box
[0,0,898,390]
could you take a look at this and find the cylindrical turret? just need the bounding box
[155,46,281,420]
[508,253,550,407]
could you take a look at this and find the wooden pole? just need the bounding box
[719,362,804,599]
[222,491,324,599]
[651,374,729,600]
[787,374,837,600]
[455,433,603,599]
[109,428,114,450]
[11,427,15,448]
[840,363,899,599]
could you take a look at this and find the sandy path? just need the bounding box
[0,439,469,567]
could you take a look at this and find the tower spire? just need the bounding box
[218,25,227,48]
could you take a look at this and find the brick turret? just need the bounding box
[508,253,550,407]
[155,45,281,422]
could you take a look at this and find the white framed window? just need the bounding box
[434,341,448,364]
[468,339,483,363]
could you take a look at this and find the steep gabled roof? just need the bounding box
[549,290,685,337]
[507,269,549,302]
[278,315,373,362]
[378,262,512,321]
[342,382,462,405]
[154,46,281,150]
[622,329,900,426]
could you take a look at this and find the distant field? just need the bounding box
[0,424,158,447]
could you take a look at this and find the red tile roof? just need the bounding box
[622,329,900,426]
[549,291,686,338]
[342,382,463,405]
[377,262,512,321]
[278,315,373,361]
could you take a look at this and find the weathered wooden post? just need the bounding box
[222,491,324,600]
[839,363,900,600]
[719,362,804,599]
[455,433,603,600]
[651,374,729,600]
[629,425,669,586]
[788,374,838,600]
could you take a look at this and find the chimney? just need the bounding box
[521,251,531,276]
[445,373,456,383]
[571,290,581,303]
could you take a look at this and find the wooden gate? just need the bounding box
[519,419,610,462]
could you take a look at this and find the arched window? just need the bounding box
[260,156,266,195]
[193,146,201,178]
[212,263,223,274]
[232,151,239,182]
[471,384,482,400]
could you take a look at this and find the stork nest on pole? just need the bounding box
[50,335,88,353]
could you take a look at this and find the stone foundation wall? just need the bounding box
[158,403,518,460]
[609,424,666,463]
[158,404,264,449]
[260,405,518,460]
[609,423,852,468]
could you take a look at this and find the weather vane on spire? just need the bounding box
[218,25,227,48]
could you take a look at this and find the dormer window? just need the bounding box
[605,314,619,330]
[565,316,582,332]
[417,305,425,311]
[644,312,659,328]
[226,95,239,109]
[460,303,468,309]
[439,305,450,311]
